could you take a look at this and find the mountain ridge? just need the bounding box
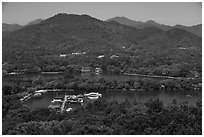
[106,17,202,37]
[3,15,201,36]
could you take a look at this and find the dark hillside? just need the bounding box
[2,13,163,62]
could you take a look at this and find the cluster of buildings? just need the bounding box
[48,92,102,112]
[80,54,120,75]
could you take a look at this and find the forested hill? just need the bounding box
[2,13,163,61]
[2,13,202,77]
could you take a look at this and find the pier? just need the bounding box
[61,94,68,112]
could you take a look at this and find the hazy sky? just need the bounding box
[2,2,202,26]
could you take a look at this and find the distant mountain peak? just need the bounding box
[26,18,43,26]
[106,16,139,22]
[2,23,23,32]
[106,16,144,28]
[146,20,157,24]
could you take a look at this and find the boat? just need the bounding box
[51,99,63,103]
[66,107,73,112]
[8,72,22,75]
[20,97,29,101]
[33,93,42,97]
[84,92,102,97]
[20,93,32,101]
[84,92,102,99]
[35,90,47,93]
[87,96,100,100]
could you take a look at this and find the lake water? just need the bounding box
[23,89,201,111]
[3,73,202,111]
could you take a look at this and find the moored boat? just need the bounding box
[33,93,42,97]
[87,96,100,100]
[35,90,47,93]
[84,92,102,99]
[66,107,72,112]
[84,92,102,97]
[51,99,63,103]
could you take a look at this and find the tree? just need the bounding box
[9,121,59,135]
[145,99,163,113]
